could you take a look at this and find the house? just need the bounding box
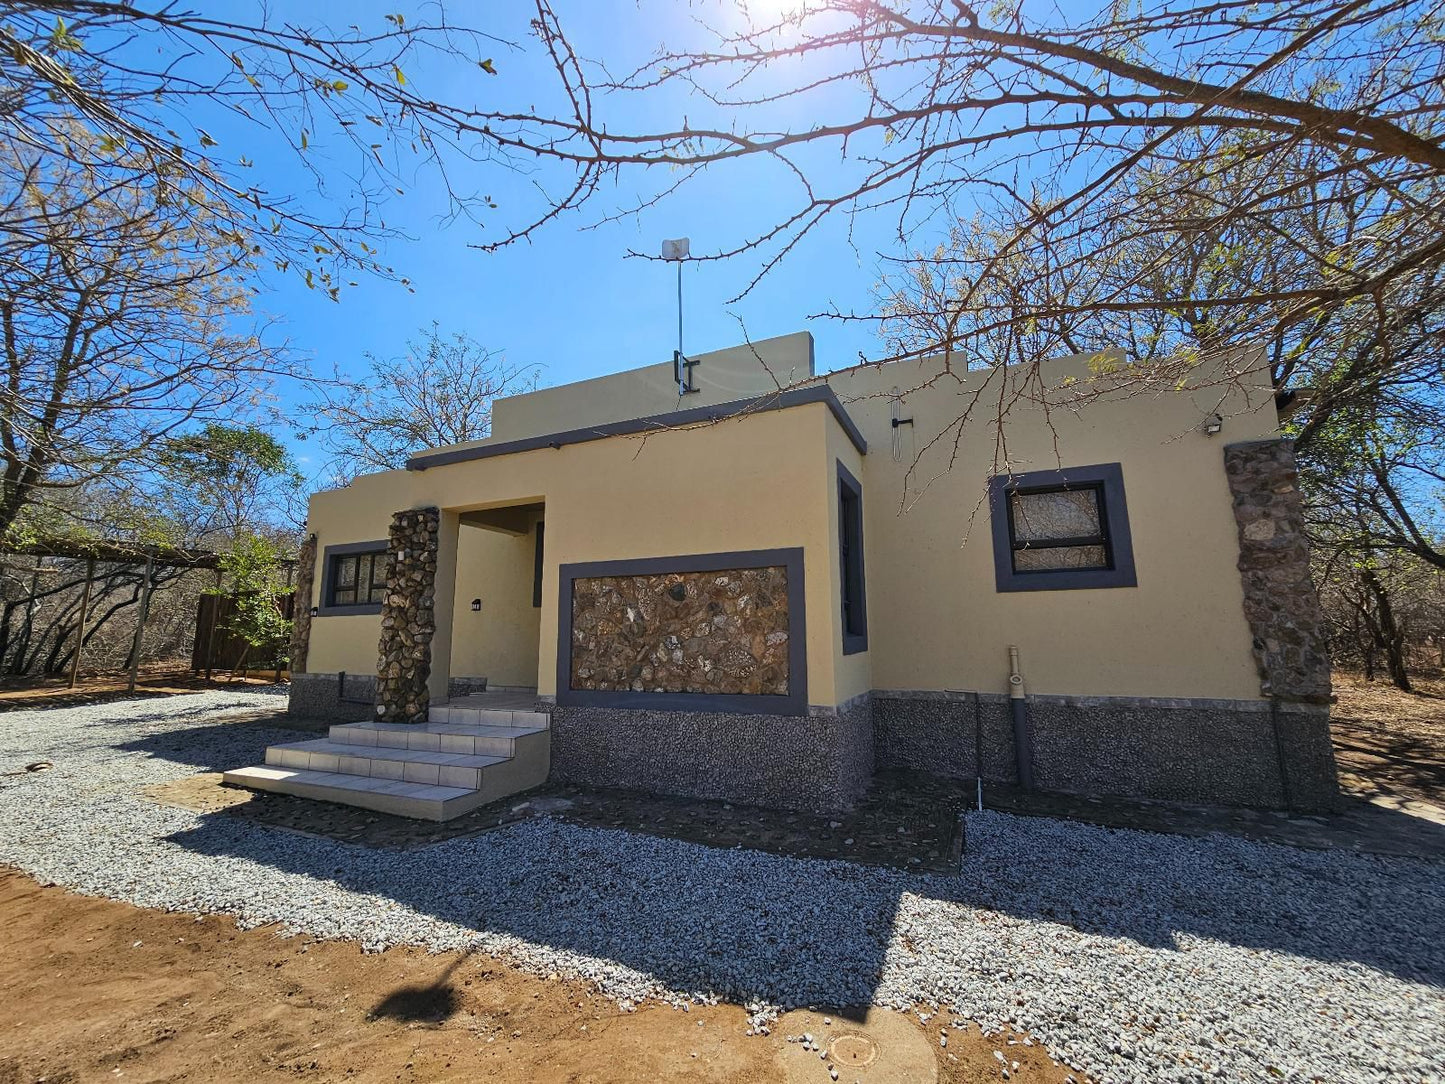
[224,331,1338,820]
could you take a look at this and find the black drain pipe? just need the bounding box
[1008,645,1035,791]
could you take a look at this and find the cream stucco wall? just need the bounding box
[304,401,844,705]
[302,331,1281,709]
[444,331,816,450]
[450,513,543,688]
[824,409,874,707]
[826,347,1279,701]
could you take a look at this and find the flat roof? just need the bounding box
[405,385,867,472]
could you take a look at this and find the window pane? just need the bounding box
[332,585,356,605]
[1014,544,1109,571]
[1011,487,1101,542]
[335,555,357,587]
[367,554,389,604]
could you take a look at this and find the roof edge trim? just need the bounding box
[405,384,867,472]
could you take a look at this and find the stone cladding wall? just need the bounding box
[569,565,790,695]
[374,507,439,723]
[288,534,316,674]
[1224,439,1332,704]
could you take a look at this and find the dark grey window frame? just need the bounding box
[988,462,1137,592]
[555,547,808,716]
[532,521,545,608]
[837,461,868,654]
[317,540,389,615]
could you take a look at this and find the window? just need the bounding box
[837,461,867,653]
[1009,484,1109,572]
[988,463,1137,592]
[319,542,390,613]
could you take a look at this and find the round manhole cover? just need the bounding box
[830,1034,880,1068]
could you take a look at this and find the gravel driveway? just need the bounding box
[0,691,1440,1084]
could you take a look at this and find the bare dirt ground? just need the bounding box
[1331,672,1445,808]
[6,672,1435,1083]
[0,871,1079,1084]
[0,663,282,713]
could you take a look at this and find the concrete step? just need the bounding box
[266,738,508,789]
[221,765,477,821]
[431,705,550,730]
[223,715,553,822]
[329,720,548,756]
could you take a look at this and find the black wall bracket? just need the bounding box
[674,350,700,394]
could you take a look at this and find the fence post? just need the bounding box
[67,556,95,690]
[203,565,223,681]
[126,555,155,694]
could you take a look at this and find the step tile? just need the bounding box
[266,738,505,770]
[222,765,474,820]
[329,721,545,757]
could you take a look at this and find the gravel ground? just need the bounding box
[0,691,1441,1084]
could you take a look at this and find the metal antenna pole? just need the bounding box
[676,260,685,392]
[662,237,692,394]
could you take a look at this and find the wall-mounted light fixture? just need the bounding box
[1202,414,1223,436]
[470,598,482,612]
[309,606,319,617]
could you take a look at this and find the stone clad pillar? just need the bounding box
[288,534,316,675]
[375,507,440,723]
[1224,439,1331,703]
[1224,438,1338,810]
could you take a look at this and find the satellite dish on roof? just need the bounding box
[661,237,690,261]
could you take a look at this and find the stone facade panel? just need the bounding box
[569,566,790,695]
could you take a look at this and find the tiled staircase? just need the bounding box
[222,703,551,821]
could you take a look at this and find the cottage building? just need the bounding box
[226,331,1337,819]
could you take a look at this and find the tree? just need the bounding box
[0,144,287,543]
[500,2,1445,446]
[878,132,1445,452]
[0,3,538,295]
[156,424,304,544]
[308,324,539,481]
[216,532,293,674]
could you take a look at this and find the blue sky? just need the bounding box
[219,0,907,477]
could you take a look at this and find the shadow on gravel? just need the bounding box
[164,799,1445,1004]
[115,719,320,771]
[168,813,903,1007]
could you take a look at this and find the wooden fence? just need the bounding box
[191,592,296,676]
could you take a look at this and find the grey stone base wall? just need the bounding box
[288,671,377,723]
[548,693,874,812]
[447,676,489,698]
[874,691,1339,812]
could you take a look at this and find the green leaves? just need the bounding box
[50,17,83,52]
[479,58,497,75]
